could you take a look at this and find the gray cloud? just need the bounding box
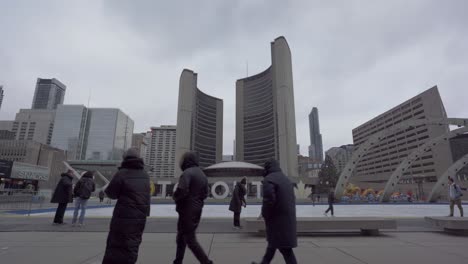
[1,0,467,156]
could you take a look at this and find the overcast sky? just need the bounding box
[1,0,467,156]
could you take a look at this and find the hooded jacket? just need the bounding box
[173,152,209,233]
[51,173,73,204]
[261,159,297,248]
[102,157,150,264]
[229,182,246,213]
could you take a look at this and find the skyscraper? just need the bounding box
[0,85,4,110]
[174,69,223,177]
[85,108,134,161]
[235,36,298,177]
[12,109,56,145]
[51,105,88,160]
[50,105,134,161]
[147,126,176,178]
[32,78,66,110]
[309,107,324,162]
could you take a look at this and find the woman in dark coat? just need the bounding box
[51,170,74,224]
[102,148,151,264]
[252,159,297,264]
[229,177,247,228]
[173,152,213,264]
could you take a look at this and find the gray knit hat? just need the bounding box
[123,147,140,159]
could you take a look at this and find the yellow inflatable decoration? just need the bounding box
[150,181,155,196]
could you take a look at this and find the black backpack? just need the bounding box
[76,178,94,199]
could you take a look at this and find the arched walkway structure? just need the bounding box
[427,153,468,202]
[379,127,468,202]
[334,118,468,201]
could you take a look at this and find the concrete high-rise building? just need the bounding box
[51,105,88,160]
[235,36,298,177]
[175,69,223,177]
[309,107,323,162]
[0,85,4,110]
[147,126,176,178]
[325,144,354,174]
[50,105,134,161]
[32,78,66,110]
[11,109,55,145]
[352,86,453,191]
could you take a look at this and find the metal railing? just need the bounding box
[0,189,47,216]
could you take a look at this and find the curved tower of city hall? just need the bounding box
[174,69,223,177]
[235,37,298,177]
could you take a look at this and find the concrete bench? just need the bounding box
[244,217,397,236]
[425,217,468,235]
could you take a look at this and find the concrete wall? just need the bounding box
[271,37,298,177]
[174,70,196,177]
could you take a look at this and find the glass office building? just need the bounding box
[51,106,134,161]
[51,105,88,160]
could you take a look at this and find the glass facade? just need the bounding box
[51,106,134,161]
[51,105,88,160]
[85,109,133,161]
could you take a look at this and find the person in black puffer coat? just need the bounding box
[102,148,151,264]
[229,177,247,228]
[252,159,297,264]
[173,152,213,264]
[51,170,74,224]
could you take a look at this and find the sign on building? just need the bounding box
[10,162,50,181]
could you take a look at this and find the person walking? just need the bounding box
[173,152,213,264]
[72,171,95,227]
[102,148,151,264]
[448,177,464,217]
[229,177,247,229]
[99,190,105,203]
[51,170,74,225]
[309,192,315,206]
[324,187,335,217]
[252,159,297,264]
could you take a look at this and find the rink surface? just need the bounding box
[31,203,456,218]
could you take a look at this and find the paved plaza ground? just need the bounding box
[1,228,468,263]
[1,203,467,263]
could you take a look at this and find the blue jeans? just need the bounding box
[72,198,88,224]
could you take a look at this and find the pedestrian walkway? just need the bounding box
[1,231,467,263]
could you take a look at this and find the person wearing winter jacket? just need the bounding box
[72,171,95,226]
[229,177,247,229]
[51,170,74,225]
[324,188,335,217]
[252,159,297,264]
[448,177,464,217]
[173,152,213,264]
[102,148,151,264]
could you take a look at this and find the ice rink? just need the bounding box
[32,203,458,218]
